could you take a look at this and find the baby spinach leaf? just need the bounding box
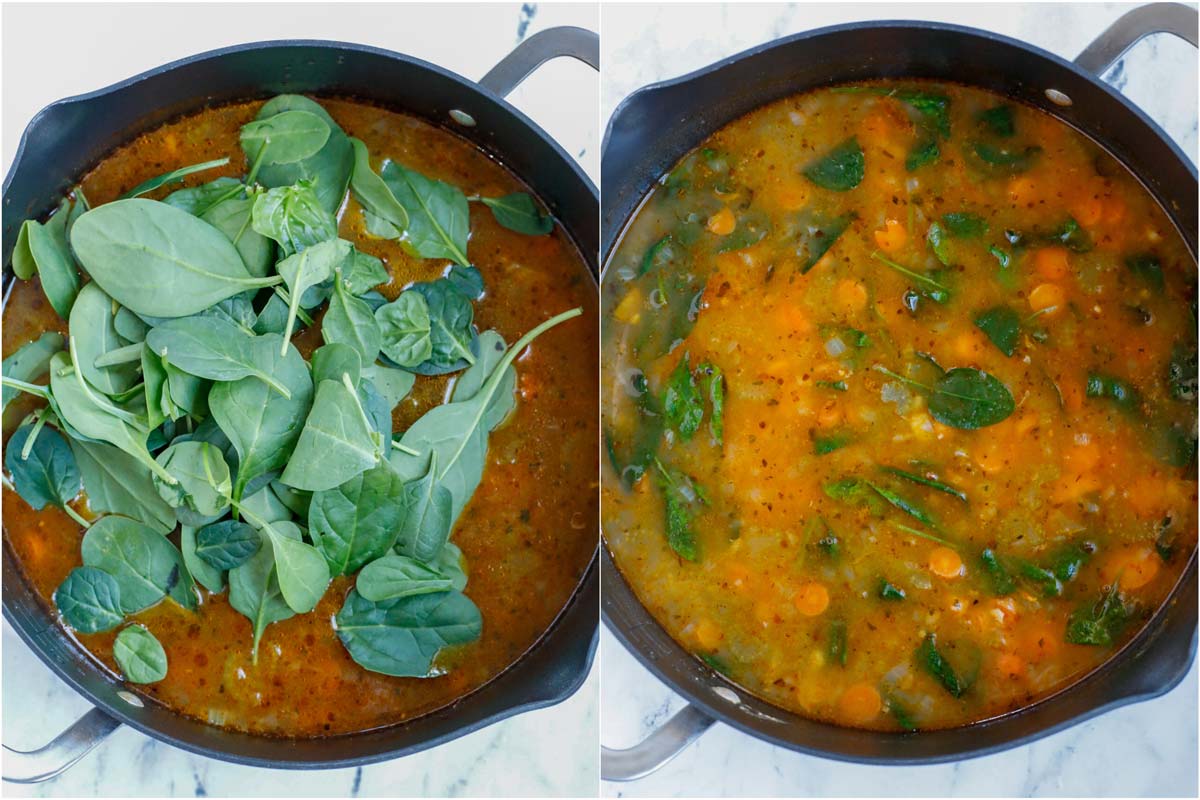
[119,158,230,200]
[343,248,390,295]
[194,520,260,571]
[54,566,125,633]
[311,343,361,387]
[380,161,471,265]
[479,193,553,235]
[113,624,168,683]
[1085,372,1142,414]
[1,332,64,418]
[251,180,338,257]
[1167,344,1198,402]
[71,199,279,317]
[5,424,86,526]
[663,354,703,441]
[928,368,1015,429]
[697,361,724,446]
[430,541,469,591]
[210,343,314,503]
[394,452,453,563]
[907,138,940,171]
[163,176,243,215]
[323,276,382,364]
[974,306,1021,357]
[375,291,433,368]
[1125,253,1164,291]
[979,549,1016,595]
[15,200,81,319]
[390,310,580,525]
[969,142,1041,174]
[201,196,274,278]
[814,431,852,455]
[348,137,410,233]
[153,441,232,522]
[276,238,352,351]
[976,105,1015,137]
[363,363,415,410]
[228,526,295,661]
[942,212,988,237]
[180,525,224,594]
[880,465,967,502]
[664,487,698,562]
[408,280,476,374]
[446,265,485,300]
[335,588,482,677]
[240,515,329,614]
[309,461,407,575]
[915,633,964,697]
[48,350,174,485]
[802,137,864,192]
[1065,582,1129,646]
[146,317,292,398]
[253,95,354,215]
[80,515,184,613]
[280,377,380,492]
[356,553,456,601]
[240,110,330,165]
[68,284,139,396]
[70,438,176,532]
[794,210,855,273]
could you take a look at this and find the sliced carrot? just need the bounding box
[1032,247,1070,280]
[707,207,736,236]
[929,547,964,579]
[833,279,869,313]
[838,683,882,723]
[873,219,907,253]
[794,582,830,616]
[1028,282,1066,315]
[1102,545,1160,590]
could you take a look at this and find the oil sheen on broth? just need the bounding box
[3,98,598,736]
[601,82,1197,731]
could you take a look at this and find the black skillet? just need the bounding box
[601,4,1198,779]
[2,28,598,781]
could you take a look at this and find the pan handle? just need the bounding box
[1075,2,1198,74]
[601,703,715,782]
[479,26,599,97]
[2,707,122,784]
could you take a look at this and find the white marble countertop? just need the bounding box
[600,3,1198,797]
[1,2,598,797]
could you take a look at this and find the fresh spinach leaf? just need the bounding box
[280,377,380,492]
[407,280,477,374]
[276,238,353,350]
[343,248,390,295]
[119,158,230,200]
[251,180,338,257]
[162,176,244,215]
[68,283,139,394]
[323,275,382,364]
[375,291,433,368]
[445,265,485,300]
[240,515,329,614]
[348,137,410,234]
[71,199,279,317]
[80,515,185,613]
[153,441,233,522]
[5,423,87,526]
[479,193,553,235]
[240,110,330,165]
[228,525,295,661]
[1,332,64,418]
[146,317,292,397]
[802,137,864,192]
[113,624,168,683]
[15,199,81,319]
[253,95,354,215]
[380,161,470,265]
[1065,582,1129,646]
[309,461,407,575]
[356,553,457,602]
[195,520,261,570]
[880,365,1015,429]
[180,525,225,594]
[969,142,1041,174]
[311,343,361,387]
[335,588,482,677]
[70,437,176,532]
[201,196,275,278]
[54,566,124,633]
[392,450,453,562]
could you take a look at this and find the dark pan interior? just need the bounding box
[601,21,1198,764]
[3,40,598,769]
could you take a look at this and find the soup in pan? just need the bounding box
[602,81,1196,731]
[3,96,597,736]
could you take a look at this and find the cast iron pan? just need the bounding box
[2,28,599,781]
[601,4,1198,779]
